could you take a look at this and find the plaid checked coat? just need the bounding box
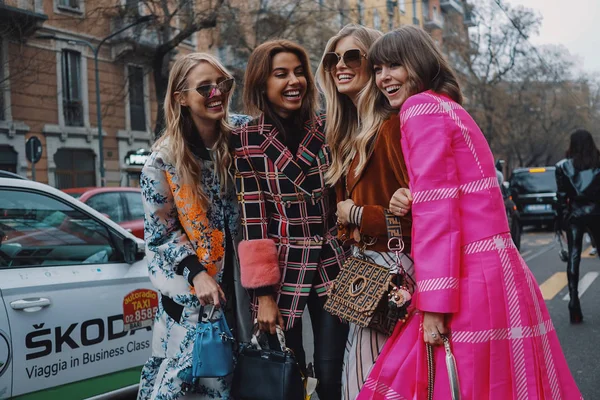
[232,113,347,330]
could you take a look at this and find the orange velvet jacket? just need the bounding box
[336,114,412,252]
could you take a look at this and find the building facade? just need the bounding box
[0,0,210,187]
[0,0,475,188]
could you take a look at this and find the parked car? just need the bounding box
[497,170,521,250]
[508,167,558,229]
[0,177,153,399]
[63,187,144,239]
[0,170,25,180]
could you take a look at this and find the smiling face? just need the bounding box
[331,36,369,104]
[374,62,410,108]
[178,61,229,125]
[265,52,307,119]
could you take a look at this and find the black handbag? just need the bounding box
[232,326,305,400]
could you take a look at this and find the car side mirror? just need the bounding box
[123,238,136,264]
[123,237,143,264]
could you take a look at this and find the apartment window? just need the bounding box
[373,10,382,31]
[399,0,405,13]
[61,50,83,127]
[57,0,81,11]
[180,0,196,46]
[55,148,96,189]
[0,145,17,173]
[357,0,365,24]
[412,0,417,18]
[128,66,146,132]
[125,0,138,12]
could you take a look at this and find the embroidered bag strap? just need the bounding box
[384,209,404,252]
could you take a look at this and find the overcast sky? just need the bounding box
[505,0,600,73]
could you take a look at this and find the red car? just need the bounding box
[63,187,145,239]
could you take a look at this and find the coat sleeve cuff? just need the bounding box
[238,239,280,289]
[177,255,207,285]
[359,205,388,238]
[253,286,275,297]
[415,286,459,314]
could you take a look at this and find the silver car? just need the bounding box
[0,178,153,399]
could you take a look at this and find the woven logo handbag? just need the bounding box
[324,210,415,336]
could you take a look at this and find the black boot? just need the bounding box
[568,297,583,324]
[567,271,583,324]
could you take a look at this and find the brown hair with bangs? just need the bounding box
[243,40,319,129]
[369,25,463,105]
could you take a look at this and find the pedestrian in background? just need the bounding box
[316,24,414,400]
[555,128,600,324]
[358,25,582,399]
[232,40,349,399]
[138,53,249,399]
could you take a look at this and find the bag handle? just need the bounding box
[250,322,287,351]
[427,335,461,400]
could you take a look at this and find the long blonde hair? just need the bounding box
[352,74,396,178]
[316,24,382,185]
[153,53,235,209]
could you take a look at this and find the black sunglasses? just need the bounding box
[322,49,366,72]
[183,78,234,97]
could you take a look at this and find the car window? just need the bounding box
[123,191,144,220]
[510,170,557,194]
[86,192,126,223]
[0,189,124,268]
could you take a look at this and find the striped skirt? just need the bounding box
[341,248,414,400]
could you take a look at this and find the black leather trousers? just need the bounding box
[270,289,349,400]
[566,215,600,300]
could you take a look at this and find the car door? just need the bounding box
[0,295,11,399]
[0,187,155,399]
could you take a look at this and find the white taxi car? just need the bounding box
[0,178,154,399]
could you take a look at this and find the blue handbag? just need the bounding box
[179,306,235,383]
[193,306,235,378]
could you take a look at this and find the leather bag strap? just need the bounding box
[384,209,404,252]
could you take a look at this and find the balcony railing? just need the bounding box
[0,0,47,38]
[63,100,84,127]
[464,9,476,27]
[440,0,464,14]
[111,16,160,57]
[423,7,445,30]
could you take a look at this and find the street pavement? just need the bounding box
[521,228,600,399]
[302,228,600,399]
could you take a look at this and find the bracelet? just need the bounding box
[349,205,363,227]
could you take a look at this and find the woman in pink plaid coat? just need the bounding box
[358,26,582,400]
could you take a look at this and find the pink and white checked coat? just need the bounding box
[358,91,582,400]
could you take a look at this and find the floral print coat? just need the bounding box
[138,116,250,400]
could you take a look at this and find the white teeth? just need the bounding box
[283,90,300,97]
[338,74,353,81]
[385,85,401,93]
[207,101,222,107]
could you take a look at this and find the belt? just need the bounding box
[161,294,184,323]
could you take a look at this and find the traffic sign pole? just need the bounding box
[30,138,36,181]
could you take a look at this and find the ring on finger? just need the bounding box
[430,331,438,338]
